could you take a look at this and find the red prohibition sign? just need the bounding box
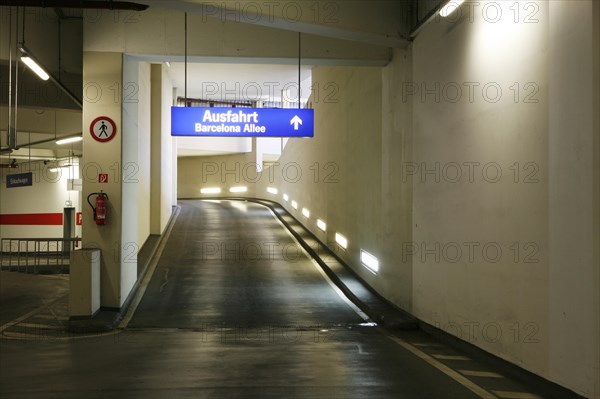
[90,116,117,143]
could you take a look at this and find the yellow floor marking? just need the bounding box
[15,323,63,330]
[432,354,471,361]
[460,370,504,378]
[386,334,497,399]
[492,391,543,399]
[2,331,117,341]
[33,314,68,321]
[0,294,68,333]
[413,342,444,347]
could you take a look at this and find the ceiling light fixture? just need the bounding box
[56,136,83,145]
[21,56,49,81]
[439,0,465,18]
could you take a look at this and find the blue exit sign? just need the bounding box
[171,107,314,138]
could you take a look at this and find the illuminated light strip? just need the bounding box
[56,136,82,145]
[267,187,278,194]
[302,208,310,218]
[317,219,326,231]
[360,249,379,274]
[439,0,465,17]
[335,233,348,249]
[283,194,289,202]
[21,56,50,80]
[291,200,298,210]
[200,187,221,194]
[229,186,248,193]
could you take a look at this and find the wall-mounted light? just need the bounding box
[302,208,310,218]
[56,136,83,145]
[335,233,348,249]
[229,186,248,193]
[283,194,289,202]
[267,187,278,195]
[439,0,465,18]
[410,0,466,39]
[201,187,221,194]
[317,219,327,232]
[291,200,298,210]
[360,249,379,274]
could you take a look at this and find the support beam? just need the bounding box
[138,0,411,48]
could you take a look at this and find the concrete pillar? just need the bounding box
[82,52,125,309]
[150,64,174,235]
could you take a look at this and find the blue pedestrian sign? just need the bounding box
[171,107,314,138]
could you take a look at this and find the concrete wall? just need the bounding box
[177,145,258,199]
[177,1,600,396]
[0,162,82,240]
[547,1,599,395]
[259,65,391,296]
[411,0,550,381]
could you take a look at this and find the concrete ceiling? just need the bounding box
[165,62,313,102]
[1,1,421,161]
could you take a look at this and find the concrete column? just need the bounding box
[150,64,174,235]
[82,52,124,309]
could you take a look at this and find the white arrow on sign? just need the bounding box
[290,116,303,131]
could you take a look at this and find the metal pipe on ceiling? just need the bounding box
[0,1,148,11]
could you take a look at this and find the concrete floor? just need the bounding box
[0,201,580,398]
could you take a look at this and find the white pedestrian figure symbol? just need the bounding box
[98,121,108,137]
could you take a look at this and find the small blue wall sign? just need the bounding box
[6,172,33,188]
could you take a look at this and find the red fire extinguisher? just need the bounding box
[87,191,109,225]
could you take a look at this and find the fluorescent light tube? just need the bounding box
[439,0,465,18]
[21,56,50,81]
[56,136,83,145]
